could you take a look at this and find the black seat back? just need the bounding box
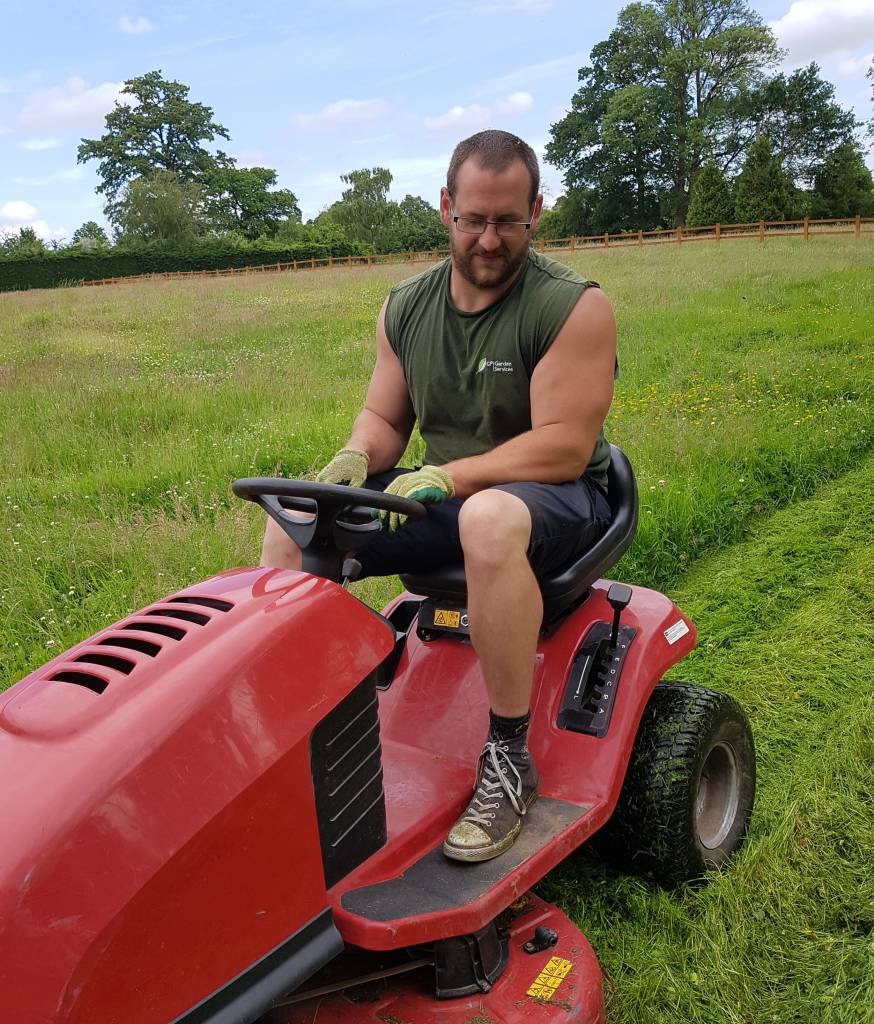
[399,444,639,621]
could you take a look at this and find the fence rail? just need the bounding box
[79,216,874,289]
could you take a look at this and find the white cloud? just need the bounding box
[290,98,391,134]
[0,201,66,241]
[19,77,126,133]
[424,92,535,133]
[769,1,874,64]
[496,91,534,116]
[118,15,154,35]
[1,200,38,223]
[18,138,62,150]
[424,103,491,134]
[837,50,874,75]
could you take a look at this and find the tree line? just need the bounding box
[3,5,873,262]
[539,0,874,238]
[0,71,447,260]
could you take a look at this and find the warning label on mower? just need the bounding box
[434,609,461,628]
[526,956,572,1001]
[664,619,690,645]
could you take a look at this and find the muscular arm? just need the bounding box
[441,287,616,499]
[344,298,415,473]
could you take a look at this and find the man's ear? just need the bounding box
[529,193,544,233]
[439,187,453,229]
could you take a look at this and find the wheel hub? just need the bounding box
[696,741,740,850]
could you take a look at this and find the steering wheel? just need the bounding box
[232,479,426,572]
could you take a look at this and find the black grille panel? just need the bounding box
[310,673,387,889]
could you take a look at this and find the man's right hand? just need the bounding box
[314,448,370,487]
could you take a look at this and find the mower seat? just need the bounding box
[399,444,639,623]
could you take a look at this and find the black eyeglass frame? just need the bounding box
[450,208,533,237]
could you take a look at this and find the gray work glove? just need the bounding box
[314,448,370,487]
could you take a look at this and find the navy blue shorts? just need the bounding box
[357,469,612,581]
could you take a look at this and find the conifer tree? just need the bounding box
[686,162,734,226]
[734,137,791,222]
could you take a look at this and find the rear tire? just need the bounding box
[600,682,755,886]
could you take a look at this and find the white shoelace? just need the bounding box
[461,741,527,828]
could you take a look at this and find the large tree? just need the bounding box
[390,195,447,251]
[547,0,780,230]
[204,166,300,239]
[739,64,857,184]
[809,143,874,218]
[112,171,208,246]
[322,167,398,250]
[78,70,232,202]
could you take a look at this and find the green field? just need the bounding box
[1,237,872,1022]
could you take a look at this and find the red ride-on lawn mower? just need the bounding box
[0,446,755,1024]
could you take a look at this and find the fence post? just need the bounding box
[855,215,861,239]
[758,220,764,241]
[803,217,809,240]
[367,254,372,267]
[569,236,575,253]
[310,258,315,269]
[638,230,643,246]
[715,223,721,241]
[328,256,333,268]
[675,227,681,244]
[603,232,609,248]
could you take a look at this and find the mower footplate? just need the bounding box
[342,798,589,923]
[261,893,605,1024]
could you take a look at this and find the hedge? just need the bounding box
[0,239,370,292]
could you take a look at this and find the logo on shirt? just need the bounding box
[477,357,514,374]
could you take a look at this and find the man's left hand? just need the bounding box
[377,466,455,531]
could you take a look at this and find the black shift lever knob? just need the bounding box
[607,583,632,647]
[607,582,632,611]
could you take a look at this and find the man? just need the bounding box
[261,130,616,862]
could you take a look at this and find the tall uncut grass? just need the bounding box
[1,236,872,1021]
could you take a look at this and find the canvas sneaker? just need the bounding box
[443,733,539,862]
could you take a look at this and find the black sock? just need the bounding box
[489,709,530,742]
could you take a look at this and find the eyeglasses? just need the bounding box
[451,211,531,238]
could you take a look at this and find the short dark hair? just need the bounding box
[447,130,540,209]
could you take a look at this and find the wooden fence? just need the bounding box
[81,215,874,289]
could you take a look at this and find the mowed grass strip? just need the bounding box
[540,452,874,1024]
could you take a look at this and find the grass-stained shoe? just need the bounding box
[443,735,539,863]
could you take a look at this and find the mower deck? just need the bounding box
[262,893,606,1024]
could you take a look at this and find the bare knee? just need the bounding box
[260,517,302,570]
[459,490,532,570]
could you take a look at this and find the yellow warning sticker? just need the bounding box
[434,609,461,627]
[526,956,573,1001]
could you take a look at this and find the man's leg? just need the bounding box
[260,517,302,570]
[443,489,541,862]
[459,489,541,715]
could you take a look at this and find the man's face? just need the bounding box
[440,158,542,292]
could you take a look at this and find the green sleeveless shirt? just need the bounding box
[384,248,611,488]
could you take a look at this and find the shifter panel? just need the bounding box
[556,621,636,738]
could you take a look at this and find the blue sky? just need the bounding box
[1,0,872,241]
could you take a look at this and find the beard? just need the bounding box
[449,235,529,292]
